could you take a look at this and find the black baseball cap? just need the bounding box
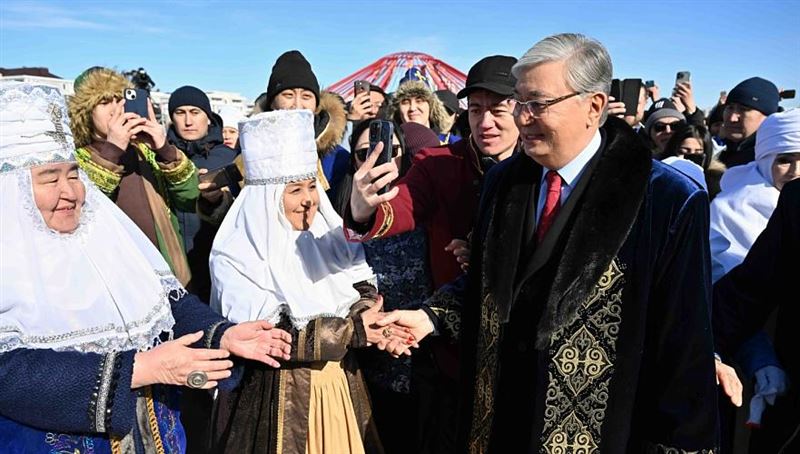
[457,55,518,99]
[435,89,460,114]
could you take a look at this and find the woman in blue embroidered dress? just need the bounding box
[0,84,292,454]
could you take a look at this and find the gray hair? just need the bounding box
[512,33,613,125]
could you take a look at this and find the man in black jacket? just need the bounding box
[167,85,238,303]
[380,33,719,453]
[714,179,800,453]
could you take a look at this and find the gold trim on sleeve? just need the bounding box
[76,147,122,194]
[373,202,395,239]
[158,149,195,185]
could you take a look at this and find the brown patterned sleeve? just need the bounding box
[285,282,378,362]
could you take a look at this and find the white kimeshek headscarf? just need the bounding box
[0,83,180,354]
[710,108,800,282]
[210,110,374,329]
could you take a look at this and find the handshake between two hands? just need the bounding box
[361,296,435,358]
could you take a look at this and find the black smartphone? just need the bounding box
[609,79,622,102]
[621,78,642,116]
[354,80,370,96]
[676,71,691,85]
[199,163,244,189]
[780,89,796,99]
[123,88,149,118]
[368,119,394,195]
[645,80,655,88]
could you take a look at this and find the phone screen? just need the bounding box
[368,120,394,195]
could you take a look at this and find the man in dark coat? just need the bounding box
[345,55,520,453]
[167,85,238,303]
[713,178,800,453]
[380,33,719,453]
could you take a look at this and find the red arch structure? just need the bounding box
[326,51,467,101]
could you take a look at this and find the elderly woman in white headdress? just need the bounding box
[0,84,292,453]
[210,110,413,454]
[710,108,800,426]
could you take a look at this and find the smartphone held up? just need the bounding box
[123,88,150,118]
[368,120,394,195]
[610,78,642,116]
[354,80,371,97]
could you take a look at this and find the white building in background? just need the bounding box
[0,69,253,126]
[0,73,75,96]
[206,90,254,115]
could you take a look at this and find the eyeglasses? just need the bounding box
[653,121,685,133]
[354,144,402,162]
[511,92,582,119]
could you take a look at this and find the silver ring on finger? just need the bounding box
[187,370,208,389]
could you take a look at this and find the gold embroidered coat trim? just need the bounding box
[540,258,625,454]
[468,293,501,454]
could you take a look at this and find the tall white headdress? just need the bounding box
[210,110,374,329]
[0,83,179,353]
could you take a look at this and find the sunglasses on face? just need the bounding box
[653,121,685,133]
[354,144,402,162]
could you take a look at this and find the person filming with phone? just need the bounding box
[68,67,198,287]
[348,81,387,122]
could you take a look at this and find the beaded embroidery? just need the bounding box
[245,171,317,185]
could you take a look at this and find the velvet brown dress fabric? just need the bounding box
[213,283,384,454]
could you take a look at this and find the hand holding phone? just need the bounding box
[673,71,696,113]
[349,121,401,223]
[354,80,370,96]
[621,78,642,116]
[199,163,244,188]
[349,80,373,121]
[106,99,146,151]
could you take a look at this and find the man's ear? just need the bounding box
[588,92,607,128]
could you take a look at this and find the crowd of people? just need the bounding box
[1,31,798,454]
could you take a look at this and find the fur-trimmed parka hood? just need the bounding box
[389,80,452,134]
[314,91,347,156]
[68,68,132,148]
[251,90,346,157]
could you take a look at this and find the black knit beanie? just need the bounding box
[168,86,213,120]
[727,77,780,116]
[266,50,320,109]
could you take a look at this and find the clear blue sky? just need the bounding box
[2,0,799,109]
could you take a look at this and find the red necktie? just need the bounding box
[536,170,563,244]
